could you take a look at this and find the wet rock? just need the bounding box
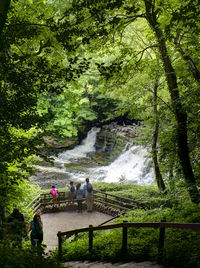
[43,136,79,149]
[94,124,138,164]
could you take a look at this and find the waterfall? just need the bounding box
[32,127,154,188]
[54,127,101,165]
[94,145,154,185]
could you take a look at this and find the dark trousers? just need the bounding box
[31,233,43,247]
[77,200,83,212]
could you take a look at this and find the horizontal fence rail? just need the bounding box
[93,190,145,208]
[57,220,200,260]
[26,194,41,214]
[26,189,142,216]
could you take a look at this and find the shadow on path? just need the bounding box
[41,211,112,251]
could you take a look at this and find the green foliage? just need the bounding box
[0,244,62,268]
[2,179,41,221]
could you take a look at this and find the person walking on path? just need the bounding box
[50,185,59,205]
[28,214,43,247]
[68,181,75,204]
[83,178,93,212]
[76,183,84,213]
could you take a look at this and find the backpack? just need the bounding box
[70,185,75,192]
[86,183,93,193]
[51,188,57,196]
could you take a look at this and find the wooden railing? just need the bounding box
[26,194,41,214]
[93,190,145,211]
[26,190,143,215]
[57,220,200,261]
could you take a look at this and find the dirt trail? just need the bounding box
[41,211,112,251]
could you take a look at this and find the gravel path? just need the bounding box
[41,211,112,251]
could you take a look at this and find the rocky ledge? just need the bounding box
[102,123,138,139]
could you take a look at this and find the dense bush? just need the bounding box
[0,244,62,268]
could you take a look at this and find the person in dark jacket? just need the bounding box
[28,214,43,247]
[83,178,93,212]
[5,207,27,247]
[67,181,75,204]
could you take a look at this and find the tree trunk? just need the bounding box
[144,0,199,203]
[152,80,166,191]
[0,0,10,38]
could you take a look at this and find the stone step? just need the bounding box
[63,260,171,268]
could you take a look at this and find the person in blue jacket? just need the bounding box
[76,183,84,213]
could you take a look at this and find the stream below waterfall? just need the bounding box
[31,127,154,189]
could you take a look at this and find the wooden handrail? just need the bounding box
[94,190,144,205]
[94,198,129,211]
[57,221,200,260]
[38,190,138,212]
[26,194,41,209]
[94,194,135,208]
[58,221,200,236]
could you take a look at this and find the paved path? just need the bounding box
[41,211,112,251]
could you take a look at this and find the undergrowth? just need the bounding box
[0,244,63,268]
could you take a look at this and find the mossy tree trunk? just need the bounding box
[152,79,166,192]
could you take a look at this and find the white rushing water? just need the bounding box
[52,127,154,185]
[98,145,154,184]
[54,127,101,165]
[33,127,154,188]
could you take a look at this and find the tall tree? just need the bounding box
[152,78,166,192]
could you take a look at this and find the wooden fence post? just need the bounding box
[158,217,166,262]
[89,225,93,254]
[122,220,128,257]
[58,232,62,260]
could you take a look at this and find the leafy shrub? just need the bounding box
[0,243,62,268]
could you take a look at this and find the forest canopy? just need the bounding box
[0,0,200,219]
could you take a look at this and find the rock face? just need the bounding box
[43,136,79,150]
[42,123,138,152]
[93,123,138,165]
[101,123,138,138]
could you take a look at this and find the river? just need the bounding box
[31,127,154,189]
